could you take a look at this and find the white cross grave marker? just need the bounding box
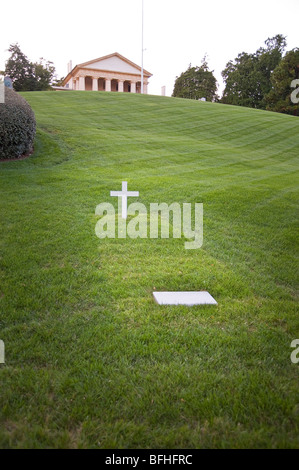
[110,181,139,219]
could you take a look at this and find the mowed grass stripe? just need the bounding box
[0,91,298,448]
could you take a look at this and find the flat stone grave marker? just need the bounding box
[153,291,217,306]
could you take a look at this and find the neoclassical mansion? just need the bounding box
[62,52,152,94]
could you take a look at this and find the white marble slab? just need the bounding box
[153,291,217,306]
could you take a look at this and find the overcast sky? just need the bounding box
[1,0,298,96]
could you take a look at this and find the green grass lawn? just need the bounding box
[0,91,298,448]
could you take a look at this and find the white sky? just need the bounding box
[0,0,298,96]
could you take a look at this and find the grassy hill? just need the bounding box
[0,91,298,448]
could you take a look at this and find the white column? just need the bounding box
[106,79,111,92]
[79,76,85,90]
[131,82,136,93]
[92,78,98,91]
[118,80,124,92]
[144,83,148,94]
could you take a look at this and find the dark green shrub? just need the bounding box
[0,87,36,159]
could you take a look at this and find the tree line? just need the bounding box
[2,43,63,91]
[172,35,299,115]
[3,38,298,115]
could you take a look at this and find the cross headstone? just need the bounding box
[110,181,139,219]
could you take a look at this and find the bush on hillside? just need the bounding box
[0,87,36,159]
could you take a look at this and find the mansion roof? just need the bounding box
[62,52,152,85]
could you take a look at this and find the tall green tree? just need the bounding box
[32,58,56,91]
[221,35,287,109]
[221,52,260,108]
[5,43,35,91]
[265,48,299,115]
[172,57,218,101]
[5,43,57,91]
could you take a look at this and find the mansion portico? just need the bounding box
[62,52,152,93]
